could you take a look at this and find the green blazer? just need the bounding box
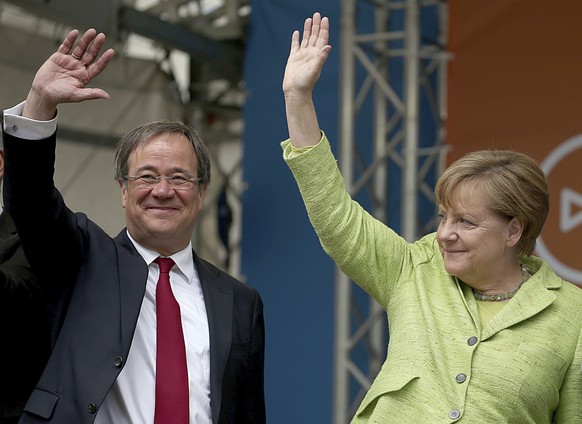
[283,135,582,423]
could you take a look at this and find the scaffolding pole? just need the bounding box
[334,1,450,422]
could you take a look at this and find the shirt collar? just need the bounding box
[126,230,195,284]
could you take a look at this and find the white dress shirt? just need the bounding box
[95,235,211,424]
[3,104,212,424]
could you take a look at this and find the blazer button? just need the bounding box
[88,403,97,414]
[467,336,478,346]
[449,409,461,420]
[114,356,124,368]
[455,373,467,383]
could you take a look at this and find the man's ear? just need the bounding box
[197,183,208,211]
[119,180,127,209]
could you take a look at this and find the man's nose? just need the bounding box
[151,178,174,197]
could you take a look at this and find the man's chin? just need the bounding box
[138,220,178,238]
[146,208,179,219]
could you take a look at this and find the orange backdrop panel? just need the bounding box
[447,0,582,284]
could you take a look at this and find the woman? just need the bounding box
[282,12,582,423]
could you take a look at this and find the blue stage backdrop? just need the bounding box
[242,1,341,422]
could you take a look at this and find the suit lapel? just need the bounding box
[114,230,149,352]
[195,252,233,421]
[481,268,559,340]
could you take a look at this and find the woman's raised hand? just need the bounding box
[283,12,331,101]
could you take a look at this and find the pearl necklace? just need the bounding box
[473,264,530,302]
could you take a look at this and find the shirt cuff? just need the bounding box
[3,101,58,140]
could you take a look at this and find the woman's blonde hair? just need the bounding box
[435,150,549,256]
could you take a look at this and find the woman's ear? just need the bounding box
[506,217,524,247]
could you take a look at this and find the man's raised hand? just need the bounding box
[23,28,115,120]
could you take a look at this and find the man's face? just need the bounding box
[120,133,207,255]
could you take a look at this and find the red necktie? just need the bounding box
[154,257,189,424]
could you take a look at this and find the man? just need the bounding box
[0,137,51,424]
[2,28,265,424]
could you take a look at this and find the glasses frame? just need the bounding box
[124,173,202,189]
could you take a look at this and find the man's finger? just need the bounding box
[58,30,80,55]
[69,28,97,61]
[87,48,115,80]
[84,32,107,64]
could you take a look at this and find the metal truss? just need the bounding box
[334,0,449,422]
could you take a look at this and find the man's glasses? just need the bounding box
[125,173,202,189]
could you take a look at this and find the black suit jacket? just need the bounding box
[0,211,51,424]
[3,129,265,424]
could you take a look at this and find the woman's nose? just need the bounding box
[437,221,456,242]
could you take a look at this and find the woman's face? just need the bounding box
[436,185,521,285]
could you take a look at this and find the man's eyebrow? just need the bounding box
[133,164,193,174]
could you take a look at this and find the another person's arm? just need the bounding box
[0,226,39,298]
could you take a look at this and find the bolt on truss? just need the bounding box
[334,0,450,422]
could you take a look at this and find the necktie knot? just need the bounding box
[155,257,175,274]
